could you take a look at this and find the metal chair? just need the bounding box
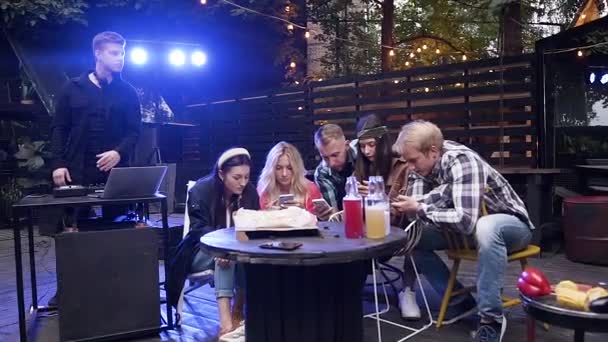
[328,212,433,341]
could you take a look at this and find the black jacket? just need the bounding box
[167,174,260,307]
[50,72,141,174]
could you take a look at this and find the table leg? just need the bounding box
[245,261,367,342]
[574,329,584,342]
[14,217,27,341]
[161,198,173,328]
[526,316,536,342]
[27,209,38,309]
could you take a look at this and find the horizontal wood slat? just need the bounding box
[186,55,537,169]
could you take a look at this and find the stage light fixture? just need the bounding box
[191,51,207,66]
[601,74,608,85]
[130,48,148,65]
[169,49,186,66]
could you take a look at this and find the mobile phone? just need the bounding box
[312,198,331,212]
[279,194,295,204]
[259,241,303,251]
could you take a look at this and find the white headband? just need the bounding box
[217,148,251,169]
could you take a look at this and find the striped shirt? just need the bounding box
[314,142,357,210]
[406,140,534,235]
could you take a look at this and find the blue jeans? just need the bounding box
[192,250,242,298]
[404,214,532,322]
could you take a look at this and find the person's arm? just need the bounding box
[314,168,339,209]
[305,181,322,213]
[50,83,72,170]
[187,186,215,235]
[414,154,486,235]
[113,89,141,159]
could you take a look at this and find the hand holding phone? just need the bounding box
[312,198,335,220]
[279,194,295,204]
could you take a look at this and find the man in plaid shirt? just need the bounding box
[313,124,357,219]
[391,120,533,342]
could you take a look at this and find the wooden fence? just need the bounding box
[185,54,537,174]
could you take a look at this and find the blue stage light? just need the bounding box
[601,74,608,85]
[169,50,186,66]
[589,72,596,84]
[130,48,148,65]
[191,51,207,67]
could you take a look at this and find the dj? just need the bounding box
[46,31,141,307]
[50,31,141,219]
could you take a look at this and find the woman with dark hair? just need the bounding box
[354,114,394,190]
[168,148,259,335]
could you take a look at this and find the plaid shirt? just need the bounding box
[406,140,534,235]
[314,141,357,210]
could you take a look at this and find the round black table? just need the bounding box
[200,222,409,342]
[521,294,608,342]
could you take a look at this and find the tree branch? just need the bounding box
[371,0,383,6]
[395,34,466,54]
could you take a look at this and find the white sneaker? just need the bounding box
[398,287,421,320]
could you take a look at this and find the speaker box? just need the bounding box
[56,228,160,341]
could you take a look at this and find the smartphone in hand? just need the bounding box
[279,194,295,205]
[312,198,332,213]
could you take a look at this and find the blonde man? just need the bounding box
[313,124,357,219]
[258,142,322,213]
[391,120,533,342]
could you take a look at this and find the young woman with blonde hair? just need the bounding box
[258,141,321,213]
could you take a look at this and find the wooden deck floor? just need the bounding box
[1,217,606,342]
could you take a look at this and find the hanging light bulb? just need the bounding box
[405,61,410,66]
[581,14,587,19]
[435,48,440,54]
[417,47,422,53]
[424,87,430,92]
[389,49,395,56]
[577,50,583,57]
[200,0,207,4]
[423,44,428,50]
[287,24,294,31]
[462,54,467,61]
[290,61,296,68]
[304,31,310,39]
[295,81,300,85]
[285,5,291,13]
[410,52,415,58]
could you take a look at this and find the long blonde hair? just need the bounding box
[258,142,309,204]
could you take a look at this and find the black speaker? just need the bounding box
[56,228,160,341]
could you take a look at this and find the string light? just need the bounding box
[285,5,290,13]
[200,0,207,4]
[462,55,467,61]
[417,47,422,53]
[436,48,440,54]
[581,14,587,19]
[424,87,430,92]
[295,81,300,85]
[405,61,410,66]
[287,23,294,30]
[409,52,415,58]
[304,31,310,39]
[423,44,428,50]
[290,61,296,68]
[577,50,583,57]
[389,49,395,56]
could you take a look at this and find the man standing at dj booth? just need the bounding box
[44,31,141,307]
[51,31,141,191]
